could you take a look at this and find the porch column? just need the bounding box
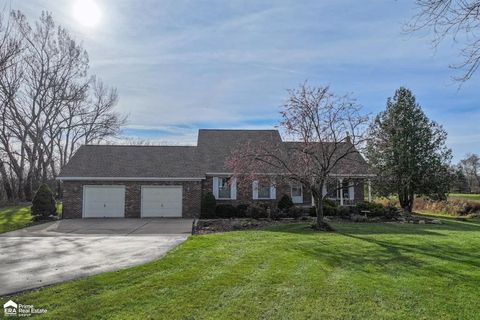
[339,178,344,206]
[367,179,372,202]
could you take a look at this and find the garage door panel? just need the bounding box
[83,186,125,218]
[142,186,182,217]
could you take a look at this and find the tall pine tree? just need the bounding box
[366,87,452,212]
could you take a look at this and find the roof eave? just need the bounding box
[56,176,206,181]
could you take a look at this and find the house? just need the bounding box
[58,129,373,218]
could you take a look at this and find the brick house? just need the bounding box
[58,129,373,218]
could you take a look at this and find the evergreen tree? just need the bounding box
[31,184,57,219]
[366,87,452,212]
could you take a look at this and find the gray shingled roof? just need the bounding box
[59,145,203,178]
[283,141,370,175]
[59,129,370,179]
[197,129,283,173]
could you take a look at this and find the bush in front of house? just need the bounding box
[355,201,399,218]
[236,204,250,218]
[273,206,304,220]
[201,192,216,218]
[309,199,339,217]
[215,204,238,218]
[31,183,56,220]
[278,194,294,211]
[247,204,269,219]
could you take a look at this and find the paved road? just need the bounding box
[0,219,192,296]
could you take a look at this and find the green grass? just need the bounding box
[0,205,33,234]
[449,193,480,202]
[0,202,62,234]
[4,220,480,319]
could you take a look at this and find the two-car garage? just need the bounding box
[82,185,183,218]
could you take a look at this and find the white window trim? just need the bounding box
[348,182,355,200]
[213,176,237,200]
[291,183,303,204]
[252,180,276,200]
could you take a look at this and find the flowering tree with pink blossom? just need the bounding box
[227,83,369,230]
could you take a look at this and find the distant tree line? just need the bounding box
[451,154,480,193]
[0,11,126,203]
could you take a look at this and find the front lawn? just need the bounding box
[5,220,480,319]
[0,202,62,234]
[0,205,33,234]
[449,193,480,202]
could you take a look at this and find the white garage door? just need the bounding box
[83,186,125,218]
[141,186,182,217]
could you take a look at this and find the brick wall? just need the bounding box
[202,176,364,208]
[61,177,366,219]
[62,180,202,219]
[203,176,313,208]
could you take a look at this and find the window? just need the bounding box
[291,184,302,197]
[342,180,350,199]
[218,177,232,199]
[253,180,276,200]
[258,182,271,199]
[291,183,303,204]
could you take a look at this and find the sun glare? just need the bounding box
[73,0,101,27]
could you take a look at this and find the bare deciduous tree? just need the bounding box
[0,11,126,202]
[459,153,480,192]
[407,0,480,82]
[227,83,369,230]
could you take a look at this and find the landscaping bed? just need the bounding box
[194,217,313,234]
[195,213,442,234]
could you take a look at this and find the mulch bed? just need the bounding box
[194,217,314,234]
[194,214,443,235]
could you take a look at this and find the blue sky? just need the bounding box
[4,0,479,162]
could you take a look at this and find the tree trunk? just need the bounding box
[0,162,14,201]
[315,196,324,228]
[399,190,414,213]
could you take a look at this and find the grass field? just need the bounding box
[4,219,480,319]
[449,193,480,202]
[0,205,33,234]
[0,203,62,234]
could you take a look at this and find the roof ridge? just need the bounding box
[199,129,278,132]
[83,145,197,148]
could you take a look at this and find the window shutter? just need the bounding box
[270,183,276,199]
[212,177,219,199]
[349,183,355,200]
[231,177,237,200]
[252,180,258,200]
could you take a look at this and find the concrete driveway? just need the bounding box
[0,219,192,296]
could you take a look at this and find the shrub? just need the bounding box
[309,206,316,217]
[215,204,238,218]
[31,184,56,219]
[309,201,339,217]
[201,192,216,218]
[247,205,268,219]
[236,204,249,218]
[274,206,304,220]
[356,201,399,217]
[278,194,294,211]
[288,207,304,219]
[323,198,338,208]
[337,206,352,217]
